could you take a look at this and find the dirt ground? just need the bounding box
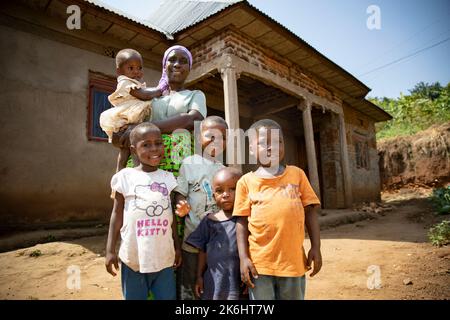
[0,187,449,300]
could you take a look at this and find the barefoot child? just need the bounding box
[100,48,167,172]
[186,167,244,300]
[105,122,181,300]
[233,119,322,300]
[173,116,228,299]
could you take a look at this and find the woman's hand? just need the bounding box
[173,248,182,268]
[105,252,120,276]
[175,199,191,217]
[195,276,204,298]
[112,125,136,149]
[240,257,258,288]
[307,247,322,277]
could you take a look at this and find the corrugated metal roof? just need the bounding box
[84,0,170,37]
[146,0,242,34]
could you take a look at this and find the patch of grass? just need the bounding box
[29,250,42,257]
[430,186,450,215]
[428,220,450,247]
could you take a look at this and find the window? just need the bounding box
[353,132,370,170]
[87,71,116,141]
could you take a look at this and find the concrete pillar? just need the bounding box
[300,100,321,199]
[221,61,242,170]
[339,112,353,207]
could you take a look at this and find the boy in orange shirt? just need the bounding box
[233,119,322,300]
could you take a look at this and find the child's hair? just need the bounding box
[201,116,229,131]
[249,119,283,135]
[213,167,242,184]
[130,122,160,146]
[115,48,142,68]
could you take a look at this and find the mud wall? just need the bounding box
[378,122,450,189]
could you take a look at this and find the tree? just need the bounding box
[409,81,443,100]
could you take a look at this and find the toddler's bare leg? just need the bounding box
[117,147,130,172]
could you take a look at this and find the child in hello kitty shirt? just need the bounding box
[105,122,182,300]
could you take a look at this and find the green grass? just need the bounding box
[428,220,450,247]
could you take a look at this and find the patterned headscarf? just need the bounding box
[157,45,193,95]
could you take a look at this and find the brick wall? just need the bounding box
[190,29,342,106]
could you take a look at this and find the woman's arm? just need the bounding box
[105,192,124,276]
[152,109,204,133]
[111,109,204,148]
[305,204,322,277]
[236,217,258,288]
[129,87,163,100]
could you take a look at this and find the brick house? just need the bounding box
[0,0,391,227]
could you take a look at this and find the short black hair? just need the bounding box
[201,116,228,131]
[249,119,283,136]
[115,48,142,68]
[130,123,161,146]
[213,167,242,185]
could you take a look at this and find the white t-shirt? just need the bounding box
[174,154,225,253]
[111,168,177,273]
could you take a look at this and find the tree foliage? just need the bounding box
[370,82,450,139]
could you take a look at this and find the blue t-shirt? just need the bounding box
[186,213,241,300]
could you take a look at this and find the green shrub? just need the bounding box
[430,186,450,215]
[29,250,42,257]
[372,82,450,139]
[428,220,450,246]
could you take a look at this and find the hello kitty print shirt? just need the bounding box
[111,168,177,273]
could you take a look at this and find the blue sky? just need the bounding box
[101,0,450,98]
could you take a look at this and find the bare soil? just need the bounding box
[0,187,448,300]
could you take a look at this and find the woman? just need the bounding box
[112,45,206,230]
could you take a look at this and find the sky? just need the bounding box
[101,0,450,99]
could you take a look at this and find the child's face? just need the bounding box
[165,49,190,85]
[201,122,227,159]
[251,126,285,167]
[117,56,144,81]
[213,171,239,212]
[131,129,164,170]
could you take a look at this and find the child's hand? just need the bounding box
[157,76,169,94]
[307,247,322,277]
[240,257,258,288]
[195,277,204,298]
[105,252,119,276]
[241,282,249,295]
[175,200,191,217]
[173,248,182,268]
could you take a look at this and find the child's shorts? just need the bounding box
[249,275,306,300]
[121,262,176,300]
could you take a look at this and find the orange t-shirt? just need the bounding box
[233,166,320,277]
